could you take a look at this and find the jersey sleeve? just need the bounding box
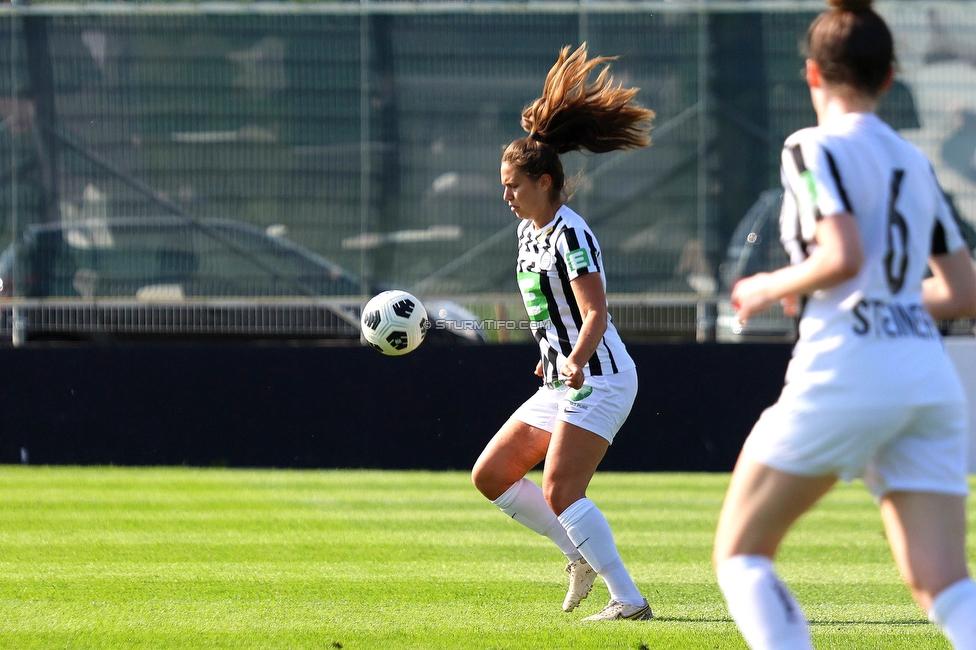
[780,132,851,242]
[778,180,808,265]
[929,171,967,256]
[555,226,601,281]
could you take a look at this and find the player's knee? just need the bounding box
[712,532,740,569]
[905,581,937,612]
[712,546,728,570]
[902,570,969,613]
[470,463,490,494]
[543,482,581,516]
[471,462,506,500]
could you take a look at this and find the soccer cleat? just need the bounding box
[563,558,598,612]
[581,598,653,621]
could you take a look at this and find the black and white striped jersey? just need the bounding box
[778,112,967,408]
[515,205,634,386]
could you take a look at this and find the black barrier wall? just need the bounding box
[0,343,792,472]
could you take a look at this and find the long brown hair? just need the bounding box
[502,44,654,202]
[807,0,893,96]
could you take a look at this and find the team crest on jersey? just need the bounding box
[539,251,553,270]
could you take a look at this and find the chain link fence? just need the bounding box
[0,1,972,342]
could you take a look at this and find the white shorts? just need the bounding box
[512,368,638,444]
[742,399,969,499]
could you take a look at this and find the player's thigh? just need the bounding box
[868,402,970,608]
[880,491,969,610]
[713,454,836,565]
[542,421,610,515]
[471,417,551,500]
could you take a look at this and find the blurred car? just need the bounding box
[716,189,796,342]
[0,217,484,343]
[717,189,976,342]
[0,217,364,300]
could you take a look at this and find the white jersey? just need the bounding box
[515,205,634,386]
[778,112,967,409]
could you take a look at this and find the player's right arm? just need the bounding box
[733,212,863,323]
[735,134,864,323]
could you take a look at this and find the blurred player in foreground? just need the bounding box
[712,0,976,648]
[470,44,654,621]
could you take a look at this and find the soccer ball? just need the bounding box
[360,290,429,356]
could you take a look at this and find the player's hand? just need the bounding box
[731,273,776,324]
[535,360,544,378]
[560,362,584,390]
[782,293,799,317]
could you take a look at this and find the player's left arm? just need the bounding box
[924,247,976,321]
[561,272,608,389]
[923,181,976,321]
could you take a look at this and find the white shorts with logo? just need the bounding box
[511,368,637,444]
[742,399,969,499]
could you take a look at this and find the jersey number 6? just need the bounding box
[884,169,908,295]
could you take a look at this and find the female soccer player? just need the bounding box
[712,1,976,648]
[470,44,654,621]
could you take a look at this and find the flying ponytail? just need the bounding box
[504,44,654,202]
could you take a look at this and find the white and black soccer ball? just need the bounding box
[360,290,429,356]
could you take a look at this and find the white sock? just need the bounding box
[717,555,812,650]
[558,497,643,606]
[929,577,976,650]
[491,478,582,561]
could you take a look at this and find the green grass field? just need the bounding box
[1,468,972,649]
